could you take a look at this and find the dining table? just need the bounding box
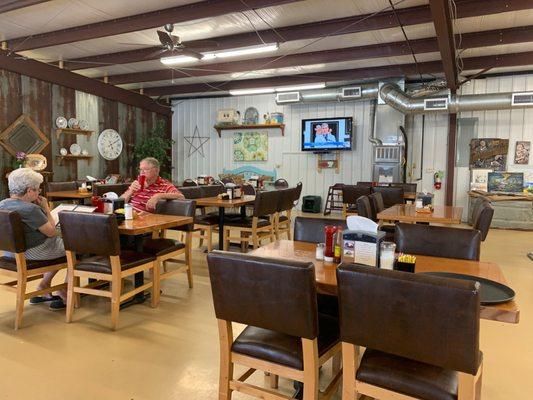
[377,203,463,224]
[117,212,194,307]
[250,240,519,324]
[46,190,93,204]
[195,195,255,250]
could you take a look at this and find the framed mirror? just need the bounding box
[0,114,49,157]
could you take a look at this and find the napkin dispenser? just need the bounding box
[103,197,125,214]
[225,184,242,200]
[341,229,386,267]
[415,192,434,208]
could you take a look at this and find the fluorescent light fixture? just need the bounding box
[212,43,279,59]
[229,88,275,96]
[275,83,326,92]
[160,55,199,65]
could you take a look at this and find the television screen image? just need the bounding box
[301,117,352,151]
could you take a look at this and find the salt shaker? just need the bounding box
[315,243,325,260]
[124,203,133,220]
[380,241,396,270]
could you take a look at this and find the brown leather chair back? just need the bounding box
[372,186,404,208]
[356,196,375,221]
[274,178,289,189]
[342,185,372,205]
[182,179,198,187]
[390,182,417,193]
[92,183,130,197]
[293,216,347,243]
[47,181,77,192]
[337,263,481,375]
[59,211,120,256]
[356,181,374,188]
[207,251,319,339]
[252,190,280,218]
[0,210,27,253]
[179,186,202,199]
[293,182,303,206]
[277,188,295,213]
[200,185,225,198]
[395,223,481,260]
[155,199,196,232]
[242,183,256,196]
[368,192,385,215]
[473,201,494,241]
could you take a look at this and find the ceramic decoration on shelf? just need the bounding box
[69,143,81,156]
[97,128,123,160]
[68,118,79,129]
[81,149,89,156]
[243,107,259,124]
[78,120,89,130]
[59,148,68,156]
[55,116,68,129]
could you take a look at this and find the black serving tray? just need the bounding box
[420,272,515,305]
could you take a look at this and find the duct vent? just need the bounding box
[424,98,448,111]
[276,92,300,103]
[341,86,361,98]
[511,92,533,106]
[374,146,401,162]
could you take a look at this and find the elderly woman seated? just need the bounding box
[0,168,66,310]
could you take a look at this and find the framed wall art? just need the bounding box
[514,141,530,165]
[469,138,508,171]
[233,132,268,161]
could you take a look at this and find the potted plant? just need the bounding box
[132,120,174,180]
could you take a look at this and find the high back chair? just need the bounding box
[372,186,404,208]
[395,223,482,260]
[59,212,157,330]
[0,210,67,329]
[293,216,347,243]
[390,182,417,193]
[274,178,289,189]
[342,185,372,218]
[337,264,482,400]
[207,251,342,400]
[472,201,494,241]
[275,187,296,240]
[141,200,196,292]
[47,181,77,192]
[92,183,130,197]
[293,181,303,206]
[182,178,198,187]
[368,192,395,239]
[223,190,278,251]
[193,185,227,251]
[356,196,375,221]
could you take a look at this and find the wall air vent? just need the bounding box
[511,92,533,106]
[424,98,448,111]
[276,91,300,103]
[341,86,361,98]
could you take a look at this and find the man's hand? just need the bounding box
[145,194,161,212]
[129,180,141,193]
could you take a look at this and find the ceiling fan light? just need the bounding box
[160,55,198,65]
[229,88,276,96]
[215,43,279,59]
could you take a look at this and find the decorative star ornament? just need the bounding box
[184,125,210,158]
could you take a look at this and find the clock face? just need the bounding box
[97,129,123,161]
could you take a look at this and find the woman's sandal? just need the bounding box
[29,295,61,305]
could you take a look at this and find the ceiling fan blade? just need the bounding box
[116,42,155,46]
[145,48,167,59]
[179,48,204,60]
[157,30,175,47]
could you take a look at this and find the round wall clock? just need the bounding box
[97,129,123,161]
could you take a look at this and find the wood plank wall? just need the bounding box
[0,69,169,198]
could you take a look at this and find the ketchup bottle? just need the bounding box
[324,225,337,262]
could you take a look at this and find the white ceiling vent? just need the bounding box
[511,92,533,106]
[276,91,300,103]
[341,86,362,98]
[424,98,448,111]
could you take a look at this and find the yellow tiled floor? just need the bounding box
[0,220,531,399]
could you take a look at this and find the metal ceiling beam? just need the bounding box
[0,0,51,14]
[104,26,533,85]
[142,50,533,96]
[58,0,533,71]
[6,0,302,51]
[429,0,458,91]
[0,49,171,115]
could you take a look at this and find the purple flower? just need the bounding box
[16,152,26,161]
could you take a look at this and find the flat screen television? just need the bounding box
[301,117,353,152]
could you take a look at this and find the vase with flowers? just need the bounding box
[14,152,27,169]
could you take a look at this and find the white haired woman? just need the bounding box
[0,168,66,310]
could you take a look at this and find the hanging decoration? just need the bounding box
[184,125,210,158]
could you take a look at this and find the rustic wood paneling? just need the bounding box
[0,70,22,198]
[98,97,119,176]
[118,103,137,178]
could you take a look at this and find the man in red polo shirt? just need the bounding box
[122,157,184,212]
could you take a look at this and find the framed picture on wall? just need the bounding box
[470,169,492,192]
[233,132,268,161]
[514,141,530,165]
[487,172,524,193]
[469,138,509,171]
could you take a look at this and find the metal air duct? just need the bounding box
[379,83,533,114]
[275,83,379,105]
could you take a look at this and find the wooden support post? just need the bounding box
[446,113,457,206]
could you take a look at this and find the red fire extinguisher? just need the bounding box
[433,171,443,190]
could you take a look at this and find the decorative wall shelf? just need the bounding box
[55,128,93,139]
[56,155,92,165]
[214,123,285,138]
[317,151,341,173]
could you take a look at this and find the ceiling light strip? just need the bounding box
[161,43,279,65]
[229,82,326,96]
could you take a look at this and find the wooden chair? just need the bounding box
[395,223,482,260]
[293,216,347,243]
[0,210,67,330]
[293,181,303,207]
[337,263,483,400]
[275,187,296,240]
[141,199,196,290]
[274,178,289,189]
[472,200,494,241]
[372,186,404,208]
[207,251,342,400]
[355,195,375,221]
[223,190,278,252]
[182,178,198,187]
[342,185,371,218]
[59,211,157,330]
[368,192,395,239]
[194,185,226,251]
[92,183,130,197]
